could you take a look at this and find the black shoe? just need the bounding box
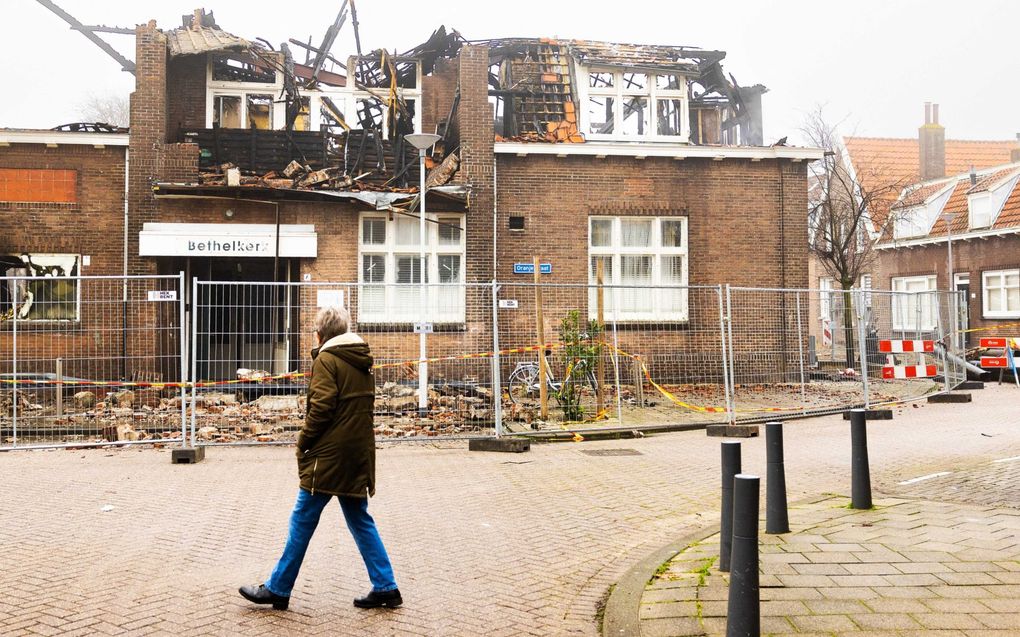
[353,588,402,609]
[239,584,289,610]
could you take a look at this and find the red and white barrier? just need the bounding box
[980,337,1008,348]
[882,364,937,379]
[981,357,1008,368]
[879,340,934,353]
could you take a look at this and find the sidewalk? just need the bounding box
[623,465,1020,636]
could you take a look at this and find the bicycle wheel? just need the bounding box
[507,365,540,404]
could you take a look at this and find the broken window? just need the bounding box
[0,169,76,203]
[588,96,615,135]
[293,98,311,132]
[2,254,80,321]
[213,95,242,128]
[656,99,684,136]
[583,68,688,140]
[588,217,688,321]
[212,53,276,84]
[246,94,273,129]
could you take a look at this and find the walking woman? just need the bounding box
[240,306,401,610]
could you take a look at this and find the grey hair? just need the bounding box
[314,306,350,341]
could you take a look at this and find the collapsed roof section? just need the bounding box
[481,37,766,145]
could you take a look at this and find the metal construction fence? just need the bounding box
[1,275,977,450]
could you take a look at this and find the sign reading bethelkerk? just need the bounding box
[139,223,318,258]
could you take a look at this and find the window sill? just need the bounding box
[982,313,1020,320]
[357,322,466,333]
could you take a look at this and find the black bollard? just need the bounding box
[765,421,790,534]
[719,441,741,572]
[726,474,760,637]
[850,408,872,509]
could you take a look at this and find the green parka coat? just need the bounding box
[296,332,377,497]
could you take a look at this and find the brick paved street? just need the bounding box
[1,385,1018,635]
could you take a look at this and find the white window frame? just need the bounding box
[968,192,993,229]
[578,66,689,142]
[891,274,938,331]
[3,253,81,322]
[982,269,1020,319]
[357,213,465,324]
[819,277,834,319]
[587,216,688,322]
[859,274,873,308]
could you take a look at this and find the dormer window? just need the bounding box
[968,192,992,228]
[582,68,688,142]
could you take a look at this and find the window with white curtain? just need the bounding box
[588,216,687,321]
[891,275,938,331]
[983,269,1020,318]
[358,214,465,324]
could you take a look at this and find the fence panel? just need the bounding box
[864,289,953,406]
[494,283,730,433]
[727,287,865,421]
[1,274,186,449]
[190,281,497,444]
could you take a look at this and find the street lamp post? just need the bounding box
[404,133,442,415]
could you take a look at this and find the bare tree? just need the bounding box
[76,93,130,127]
[803,106,905,366]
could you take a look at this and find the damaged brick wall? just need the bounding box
[166,56,207,139]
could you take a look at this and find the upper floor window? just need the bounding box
[582,68,688,142]
[968,192,992,229]
[588,216,688,322]
[891,275,938,331]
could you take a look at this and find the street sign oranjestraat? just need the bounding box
[513,263,551,275]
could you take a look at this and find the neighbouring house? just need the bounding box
[808,103,1020,358]
[2,8,820,384]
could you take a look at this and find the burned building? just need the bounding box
[3,6,819,390]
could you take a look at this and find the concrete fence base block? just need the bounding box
[842,409,893,421]
[171,447,205,464]
[706,424,759,438]
[956,381,985,390]
[469,438,531,453]
[928,393,972,404]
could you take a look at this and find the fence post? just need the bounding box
[794,292,807,412]
[726,474,760,637]
[190,276,199,448]
[719,440,741,572]
[934,292,951,393]
[12,280,18,447]
[55,357,63,417]
[491,280,503,437]
[717,285,734,424]
[725,284,737,423]
[854,289,870,409]
[179,272,187,446]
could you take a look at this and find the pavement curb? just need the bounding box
[600,495,837,637]
[601,525,719,637]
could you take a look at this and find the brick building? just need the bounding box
[808,104,1020,356]
[3,12,820,383]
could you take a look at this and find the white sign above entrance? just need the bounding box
[139,223,318,258]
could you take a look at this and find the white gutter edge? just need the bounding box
[0,130,130,147]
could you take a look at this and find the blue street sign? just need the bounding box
[513,263,552,275]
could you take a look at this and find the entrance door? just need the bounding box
[954,273,970,349]
[189,257,300,380]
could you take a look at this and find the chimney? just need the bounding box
[918,102,946,180]
[970,166,977,187]
[1012,133,1020,163]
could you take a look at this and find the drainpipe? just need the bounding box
[492,156,498,279]
[121,147,130,379]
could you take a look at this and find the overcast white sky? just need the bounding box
[2,0,1018,144]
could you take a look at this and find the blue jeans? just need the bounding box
[265,488,397,597]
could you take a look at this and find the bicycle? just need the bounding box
[505,349,599,407]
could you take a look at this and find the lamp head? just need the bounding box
[404,133,442,151]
